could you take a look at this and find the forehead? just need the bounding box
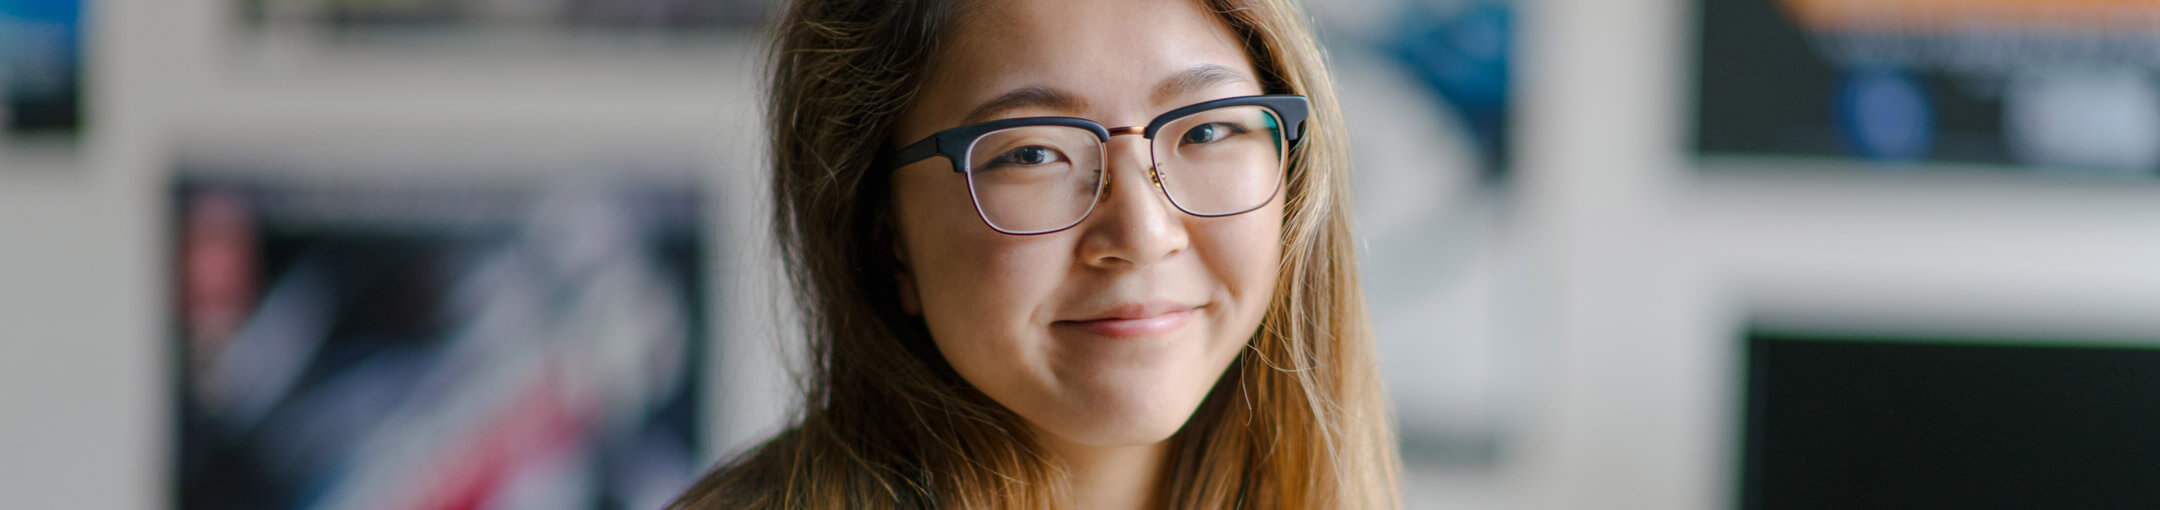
[909,0,1260,128]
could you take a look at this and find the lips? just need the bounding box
[1057,303,1200,338]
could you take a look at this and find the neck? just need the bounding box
[1040,434,1172,510]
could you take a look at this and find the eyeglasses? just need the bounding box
[887,94,1309,235]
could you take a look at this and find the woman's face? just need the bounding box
[889,0,1282,449]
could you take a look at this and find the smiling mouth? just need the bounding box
[1057,306,1199,338]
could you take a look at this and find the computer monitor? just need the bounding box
[1741,331,2160,508]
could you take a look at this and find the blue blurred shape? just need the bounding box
[1835,68,1935,163]
[1384,0,1512,174]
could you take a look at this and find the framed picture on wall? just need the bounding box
[235,0,773,52]
[172,166,709,509]
[0,0,86,145]
[1695,0,2160,180]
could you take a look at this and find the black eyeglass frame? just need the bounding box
[884,94,1310,235]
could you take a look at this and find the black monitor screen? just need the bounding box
[1742,332,2160,509]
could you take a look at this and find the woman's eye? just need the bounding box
[990,145,1064,167]
[1180,122,1245,145]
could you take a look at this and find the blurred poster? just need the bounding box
[0,0,85,140]
[174,173,707,509]
[1378,0,1512,179]
[242,0,770,33]
[1696,0,2160,177]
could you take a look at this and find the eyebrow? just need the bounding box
[1149,64,1254,107]
[957,64,1258,125]
[961,86,1089,125]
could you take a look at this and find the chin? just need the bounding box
[1036,378,1216,447]
[1031,336,1242,447]
[1042,411,1194,448]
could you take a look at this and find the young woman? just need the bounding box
[673,0,1401,507]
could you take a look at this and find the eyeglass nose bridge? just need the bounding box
[1103,125,1162,187]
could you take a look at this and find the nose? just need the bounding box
[1077,132,1189,268]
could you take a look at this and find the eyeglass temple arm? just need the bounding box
[890,135,949,172]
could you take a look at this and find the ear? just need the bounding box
[893,237,923,316]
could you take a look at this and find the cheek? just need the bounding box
[1195,200,1285,319]
[912,235,1074,409]
[916,239,1066,332]
[890,169,1070,364]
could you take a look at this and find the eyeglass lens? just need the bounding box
[961,105,1286,234]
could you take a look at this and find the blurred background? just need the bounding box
[3,0,2159,508]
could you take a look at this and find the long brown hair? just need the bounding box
[671,0,1400,507]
